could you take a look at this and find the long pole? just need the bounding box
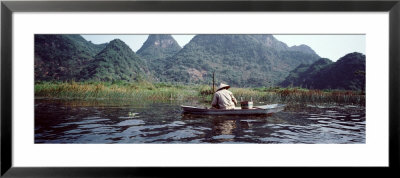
[212,71,215,93]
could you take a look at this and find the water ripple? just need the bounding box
[35,99,366,144]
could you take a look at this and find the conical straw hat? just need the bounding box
[217,83,230,91]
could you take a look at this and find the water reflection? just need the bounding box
[35,98,365,144]
[212,120,236,142]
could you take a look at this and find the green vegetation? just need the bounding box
[35,82,365,105]
[280,52,366,91]
[248,87,365,105]
[162,34,320,86]
[80,39,151,82]
[137,34,182,61]
[280,58,333,87]
[200,86,364,106]
[35,81,199,101]
[34,34,107,81]
[136,34,182,80]
[34,34,365,91]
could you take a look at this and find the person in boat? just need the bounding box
[211,83,238,110]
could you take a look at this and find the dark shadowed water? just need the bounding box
[35,98,365,144]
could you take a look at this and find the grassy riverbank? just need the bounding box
[35,81,198,101]
[35,81,365,105]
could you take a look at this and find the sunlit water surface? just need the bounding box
[35,99,365,144]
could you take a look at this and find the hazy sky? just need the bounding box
[81,34,365,61]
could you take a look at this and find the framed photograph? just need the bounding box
[2,0,399,177]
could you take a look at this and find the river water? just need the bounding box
[35,98,365,144]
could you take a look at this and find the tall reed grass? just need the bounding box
[35,81,198,102]
[35,82,365,105]
[199,86,365,105]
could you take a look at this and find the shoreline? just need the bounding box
[34,81,366,106]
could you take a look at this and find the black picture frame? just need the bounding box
[1,0,399,177]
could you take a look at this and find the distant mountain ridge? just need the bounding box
[34,34,365,90]
[280,58,333,87]
[81,39,150,81]
[280,52,365,90]
[136,34,182,81]
[34,34,107,81]
[137,34,182,59]
[160,34,321,86]
[289,44,318,55]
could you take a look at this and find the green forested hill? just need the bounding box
[136,35,182,80]
[160,34,320,87]
[34,34,319,85]
[34,34,364,90]
[280,52,366,90]
[80,39,150,81]
[137,34,182,60]
[34,34,107,81]
[280,58,333,87]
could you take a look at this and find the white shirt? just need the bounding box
[211,89,238,109]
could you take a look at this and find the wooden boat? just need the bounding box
[181,104,285,115]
